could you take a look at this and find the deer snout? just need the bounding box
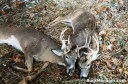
[80,76,89,80]
[67,67,75,76]
[42,25,50,30]
[66,64,75,76]
[80,68,90,79]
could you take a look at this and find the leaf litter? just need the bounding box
[0,0,128,83]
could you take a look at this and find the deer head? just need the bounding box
[77,34,100,79]
[51,48,77,76]
[59,27,79,75]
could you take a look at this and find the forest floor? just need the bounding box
[0,0,128,84]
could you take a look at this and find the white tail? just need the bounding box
[0,25,77,83]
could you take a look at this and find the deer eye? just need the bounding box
[87,64,90,67]
[65,55,69,59]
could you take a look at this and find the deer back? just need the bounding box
[71,9,96,35]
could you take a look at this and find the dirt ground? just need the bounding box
[0,0,128,84]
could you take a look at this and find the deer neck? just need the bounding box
[54,55,66,66]
[33,40,66,66]
[44,49,66,66]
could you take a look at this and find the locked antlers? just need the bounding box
[77,34,100,60]
[60,28,100,61]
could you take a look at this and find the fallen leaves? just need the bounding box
[9,54,22,63]
[115,21,127,28]
[99,30,107,36]
[124,42,128,52]
[0,0,128,83]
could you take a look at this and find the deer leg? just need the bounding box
[29,62,49,80]
[48,16,63,27]
[12,54,33,73]
[24,54,33,72]
[19,62,49,84]
[43,17,63,29]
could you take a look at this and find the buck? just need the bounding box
[0,25,77,83]
[46,8,100,79]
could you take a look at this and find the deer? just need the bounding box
[46,8,100,79]
[0,24,77,83]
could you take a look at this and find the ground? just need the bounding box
[0,0,128,84]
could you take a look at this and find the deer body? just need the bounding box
[47,8,96,48]
[0,25,64,63]
[47,8,96,35]
[0,25,77,83]
[70,29,92,47]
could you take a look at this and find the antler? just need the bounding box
[90,33,100,60]
[77,34,100,60]
[60,27,71,54]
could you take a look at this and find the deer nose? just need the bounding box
[43,25,49,30]
[68,68,75,76]
[80,76,88,79]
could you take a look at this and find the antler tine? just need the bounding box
[60,27,69,50]
[85,35,91,46]
[93,33,99,52]
[76,45,80,58]
[85,35,88,45]
[90,33,100,61]
[87,36,94,52]
[60,27,68,41]
[76,35,93,57]
[77,33,100,60]
[67,35,71,47]
[77,35,92,51]
[87,34,99,54]
[88,36,91,46]
[59,27,72,54]
[64,35,71,54]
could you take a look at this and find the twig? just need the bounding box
[104,28,127,33]
[111,48,125,56]
[63,79,86,83]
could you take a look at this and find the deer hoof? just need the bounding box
[19,76,31,84]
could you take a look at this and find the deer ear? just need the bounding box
[51,49,64,56]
